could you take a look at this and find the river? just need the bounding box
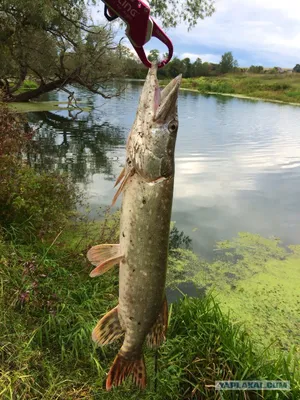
[27,82,300,259]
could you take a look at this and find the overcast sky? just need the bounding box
[92,0,300,67]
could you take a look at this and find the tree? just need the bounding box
[182,58,192,78]
[191,58,203,77]
[148,49,160,63]
[219,52,238,74]
[0,0,215,102]
[248,65,264,73]
[117,45,147,79]
[163,57,185,78]
[293,64,300,73]
[0,0,127,102]
[150,0,215,29]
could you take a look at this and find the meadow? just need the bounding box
[178,73,300,104]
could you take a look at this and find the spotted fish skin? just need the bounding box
[87,64,181,390]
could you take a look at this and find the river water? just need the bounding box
[28,82,300,259]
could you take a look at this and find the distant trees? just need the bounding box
[123,50,230,79]
[219,52,238,73]
[148,49,160,63]
[293,64,300,73]
[248,65,264,73]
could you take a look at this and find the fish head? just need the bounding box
[128,65,182,182]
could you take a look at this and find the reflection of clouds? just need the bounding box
[174,95,300,206]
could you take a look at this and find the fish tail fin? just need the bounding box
[106,352,146,390]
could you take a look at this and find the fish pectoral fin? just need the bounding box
[146,296,168,349]
[89,255,124,277]
[106,352,146,390]
[111,168,135,207]
[114,167,125,187]
[87,244,121,266]
[92,306,124,346]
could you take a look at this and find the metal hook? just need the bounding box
[131,19,173,69]
[102,1,173,68]
[104,5,118,22]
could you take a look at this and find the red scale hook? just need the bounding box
[102,0,173,69]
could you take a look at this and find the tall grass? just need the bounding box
[1,228,299,399]
[178,73,300,103]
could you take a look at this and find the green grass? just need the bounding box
[1,223,299,399]
[175,73,300,104]
[8,101,90,113]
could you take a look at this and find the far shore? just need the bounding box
[179,87,300,107]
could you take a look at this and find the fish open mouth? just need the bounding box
[154,71,182,123]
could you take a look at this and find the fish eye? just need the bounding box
[168,120,178,133]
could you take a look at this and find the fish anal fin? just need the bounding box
[111,169,135,207]
[146,296,168,349]
[89,255,124,278]
[114,167,125,188]
[87,244,121,266]
[106,352,146,390]
[92,306,124,346]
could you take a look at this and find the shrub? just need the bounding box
[22,80,38,89]
[0,106,79,240]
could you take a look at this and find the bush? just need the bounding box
[22,80,38,89]
[266,82,291,91]
[0,160,79,238]
[0,106,79,240]
[0,105,29,155]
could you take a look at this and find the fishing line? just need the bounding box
[154,349,159,392]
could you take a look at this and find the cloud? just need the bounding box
[180,52,221,64]
[89,0,300,67]
[168,0,300,67]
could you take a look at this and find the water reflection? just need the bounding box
[27,111,126,186]
[27,85,300,258]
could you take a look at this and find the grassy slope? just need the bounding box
[1,224,299,399]
[178,73,300,104]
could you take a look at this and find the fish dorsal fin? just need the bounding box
[92,306,124,346]
[87,244,124,277]
[146,296,168,348]
[114,167,125,188]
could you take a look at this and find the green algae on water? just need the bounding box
[7,101,90,113]
[168,233,300,351]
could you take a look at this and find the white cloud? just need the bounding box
[180,52,221,64]
[169,0,300,67]
[88,0,300,67]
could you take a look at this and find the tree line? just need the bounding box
[121,50,239,79]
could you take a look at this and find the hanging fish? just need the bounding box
[87,64,181,390]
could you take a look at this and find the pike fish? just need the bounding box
[87,64,181,390]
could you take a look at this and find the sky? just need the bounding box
[91,0,300,68]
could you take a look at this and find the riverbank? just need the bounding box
[166,73,300,105]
